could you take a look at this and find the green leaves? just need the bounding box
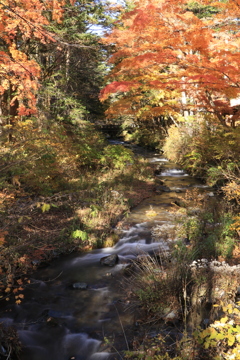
[186,1,220,19]
[71,230,88,241]
[100,144,134,170]
[37,203,58,213]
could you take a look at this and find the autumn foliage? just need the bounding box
[0,0,75,118]
[100,0,240,126]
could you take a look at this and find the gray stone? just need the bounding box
[31,260,41,266]
[72,282,88,290]
[163,310,178,322]
[100,254,118,267]
[48,309,71,318]
[156,185,171,192]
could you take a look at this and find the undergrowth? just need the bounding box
[121,187,240,360]
[163,117,240,206]
[0,117,155,306]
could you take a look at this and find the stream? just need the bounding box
[0,142,214,360]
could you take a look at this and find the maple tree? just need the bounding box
[0,0,74,123]
[100,0,240,127]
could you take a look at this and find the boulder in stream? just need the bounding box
[155,185,171,193]
[72,282,88,290]
[100,254,118,267]
[154,168,163,176]
[31,259,41,266]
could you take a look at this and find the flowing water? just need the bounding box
[0,144,214,360]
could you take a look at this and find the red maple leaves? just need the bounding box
[100,0,240,125]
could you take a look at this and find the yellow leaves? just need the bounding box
[9,44,27,62]
[15,293,24,305]
[228,334,236,347]
[16,119,33,130]
[200,327,218,339]
[16,294,24,299]
[41,203,51,213]
[145,205,157,217]
[18,216,31,224]
[230,216,240,235]
[4,275,25,304]
[1,79,9,91]
[195,301,240,358]
[36,202,52,213]
[223,182,240,205]
[219,316,228,324]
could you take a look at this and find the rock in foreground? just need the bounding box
[100,254,118,267]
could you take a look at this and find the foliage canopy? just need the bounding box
[100,0,240,127]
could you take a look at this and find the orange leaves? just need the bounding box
[0,233,33,303]
[0,48,40,115]
[0,0,66,116]
[3,0,49,43]
[132,9,152,31]
[101,0,240,123]
[0,231,8,246]
[44,0,66,23]
[18,105,35,116]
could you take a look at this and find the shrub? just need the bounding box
[170,190,238,260]
[100,144,134,170]
[163,118,240,189]
[0,119,105,195]
[123,252,186,322]
[194,302,240,360]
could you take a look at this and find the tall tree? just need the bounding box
[36,0,117,124]
[100,0,240,127]
[0,0,71,125]
[0,0,116,133]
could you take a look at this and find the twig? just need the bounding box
[6,345,11,360]
[29,224,61,233]
[114,303,129,351]
[30,271,63,284]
